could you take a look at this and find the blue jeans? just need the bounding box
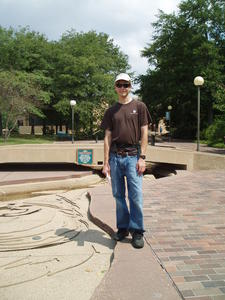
[109,153,144,233]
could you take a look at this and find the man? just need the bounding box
[101,73,151,249]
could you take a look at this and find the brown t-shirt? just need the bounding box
[101,99,151,148]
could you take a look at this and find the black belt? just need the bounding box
[116,149,138,157]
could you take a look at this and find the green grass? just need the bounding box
[0,135,56,145]
[207,142,225,149]
[200,139,225,149]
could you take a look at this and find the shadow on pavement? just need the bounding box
[55,228,115,249]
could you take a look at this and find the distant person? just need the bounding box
[160,126,162,134]
[158,118,168,135]
[101,73,151,249]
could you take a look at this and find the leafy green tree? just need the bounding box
[205,119,225,144]
[214,84,225,116]
[0,26,51,73]
[52,30,130,136]
[0,70,51,139]
[0,27,130,137]
[138,0,225,138]
[0,26,53,135]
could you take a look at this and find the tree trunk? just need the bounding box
[42,119,46,135]
[208,102,213,125]
[30,116,35,135]
[0,114,2,137]
[4,117,10,141]
[90,109,94,137]
[31,125,35,135]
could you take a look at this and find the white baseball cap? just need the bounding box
[115,73,131,83]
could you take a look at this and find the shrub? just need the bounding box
[205,119,225,144]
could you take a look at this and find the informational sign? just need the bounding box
[165,111,170,121]
[77,149,93,165]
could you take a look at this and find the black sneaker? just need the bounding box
[132,232,144,248]
[113,229,129,241]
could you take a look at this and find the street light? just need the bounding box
[70,100,76,144]
[194,76,204,151]
[168,105,172,142]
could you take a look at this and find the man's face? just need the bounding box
[115,80,131,97]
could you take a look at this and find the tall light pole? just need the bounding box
[194,76,204,151]
[70,100,76,144]
[168,105,172,142]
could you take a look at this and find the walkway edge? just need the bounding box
[88,183,182,300]
[0,174,102,199]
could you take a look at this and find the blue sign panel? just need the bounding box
[77,149,93,165]
[165,111,170,121]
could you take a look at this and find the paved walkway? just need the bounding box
[89,170,225,300]
[0,141,224,299]
[156,140,225,156]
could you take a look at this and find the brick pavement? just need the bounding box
[143,170,225,300]
[89,170,225,300]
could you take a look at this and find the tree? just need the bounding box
[0,26,53,136]
[52,30,130,136]
[138,0,225,138]
[0,26,51,73]
[0,71,51,139]
[0,113,2,136]
[0,27,130,138]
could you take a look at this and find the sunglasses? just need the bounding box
[116,83,131,88]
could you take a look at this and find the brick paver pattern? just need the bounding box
[143,170,225,300]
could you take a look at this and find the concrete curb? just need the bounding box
[87,191,115,238]
[0,174,102,200]
[88,183,182,300]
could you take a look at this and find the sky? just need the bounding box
[0,0,180,77]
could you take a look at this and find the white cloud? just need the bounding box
[0,0,180,76]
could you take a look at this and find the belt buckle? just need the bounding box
[120,151,127,157]
[118,151,128,157]
[121,151,128,157]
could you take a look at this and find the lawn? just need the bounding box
[0,135,56,145]
[200,139,225,149]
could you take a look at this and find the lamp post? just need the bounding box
[168,105,172,142]
[70,100,76,144]
[194,76,204,151]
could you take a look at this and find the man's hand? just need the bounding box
[136,158,146,175]
[102,162,110,177]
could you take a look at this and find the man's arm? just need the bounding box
[102,129,112,176]
[136,125,148,175]
[140,125,148,156]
